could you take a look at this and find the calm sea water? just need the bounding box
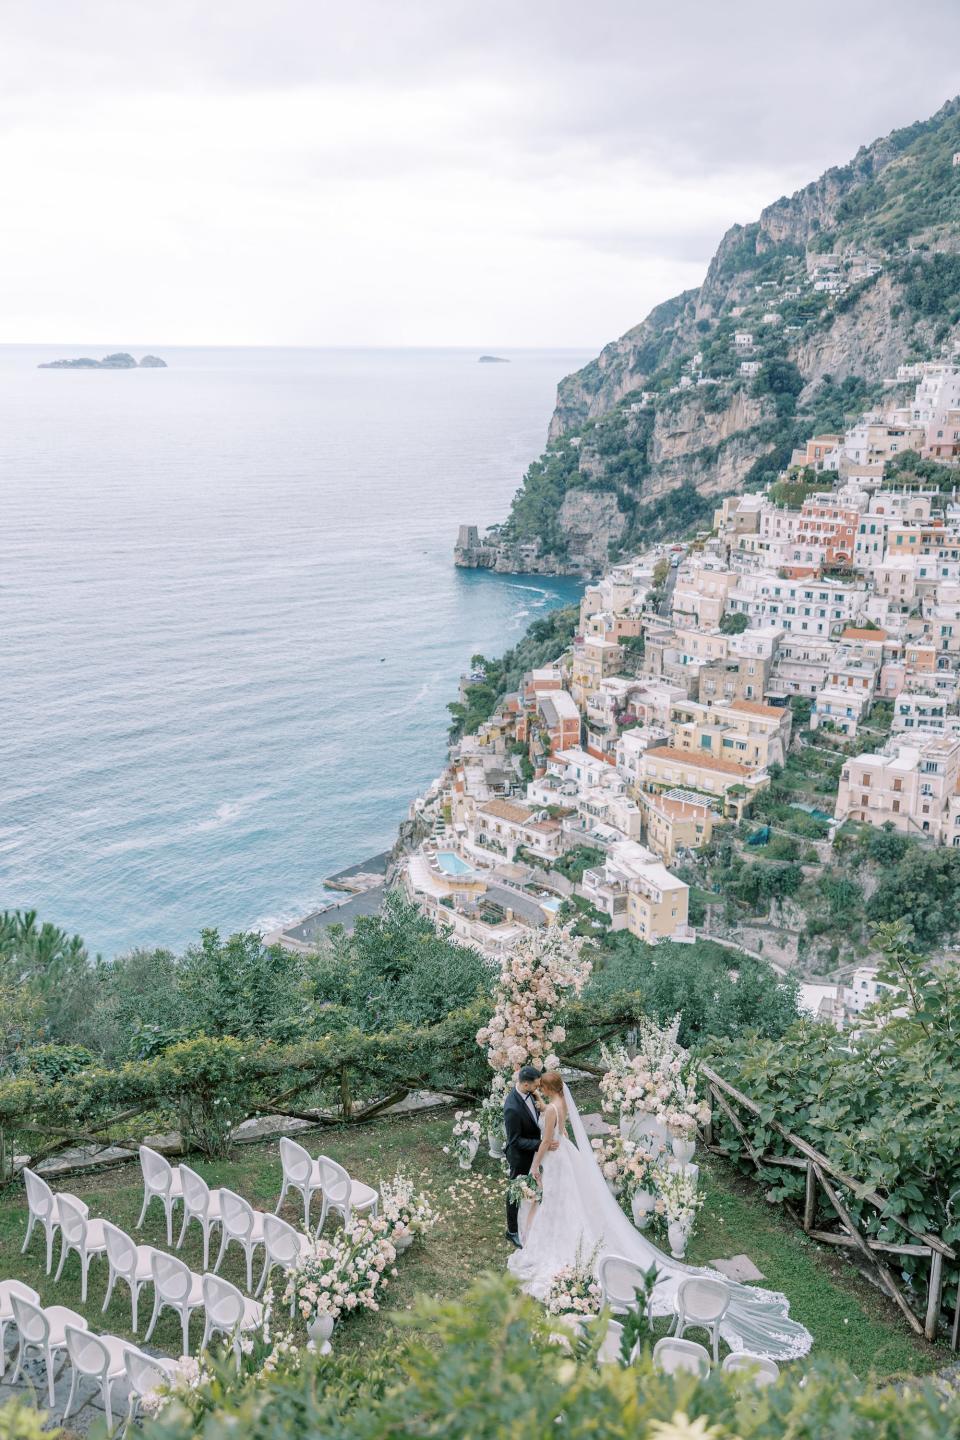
[0,346,587,957]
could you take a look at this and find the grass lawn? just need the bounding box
[0,1097,947,1382]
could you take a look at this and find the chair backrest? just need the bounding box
[220,1188,255,1240]
[678,1276,731,1324]
[585,1316,624,1364]
[316,1156,350,1205]
[140,1145,173,1194]
[202,1273,244,1330]
[653,1337,711,1377]
[58,1193,90,1245]
[722,1352,780,1385]
[598,1253,650,1309]
[151,1250,193,1303]
[10,1294,48,1347]
[23,1167,55,1221]
[103,1221,138,1276]
[0,1280,40,1316]
[124,1346,173,1398]
[279,1137,313,1186]
[65,1325,109,1376]
[180,1164,211,1213]
[262,1214,302,1267]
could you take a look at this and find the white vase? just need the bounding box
[671,1136,696,1165]
[488,1132,505,1160]
[307,1313,335,1355]
[630,1189,656,1229]
[394,1232,413,1252]
[667,1219,691,1259]
[459,1137,479,1169]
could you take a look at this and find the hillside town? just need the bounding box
[407,359,960,1026]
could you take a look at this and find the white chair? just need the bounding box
[123,1345,177,1431]
[64,1325,128,1434]
[10,1294,88,1407]
[176,1164,224,1271]
[597,1253,651,1315]
[671,1276,731,1364]
[257,1214,306,1310]
[652,1336,711,1378]
[55,1193,109,1303]
[22,1168,80,1275]
[0,1280,40,1378]
[137,1145,184,1247]
[144,1251,204,1356]
[315,1155,378,1232]
[583,1315,624,1365]
[722,1351,780,1386]
[201,1273,263,1368]
[275,1138,325,1227]
[214,1189,266,1292]
[102,1221,156,1332]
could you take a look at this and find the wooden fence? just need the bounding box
[701,1064,958,1347]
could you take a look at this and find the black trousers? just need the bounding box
[506,1154,532,1235]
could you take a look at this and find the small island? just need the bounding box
[38,352,168,370]
[478,354,509,363]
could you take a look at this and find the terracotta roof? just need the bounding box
[644,745,753,779]
[479,799,534,823]
[726,699,785,719]
[842,627,887,642]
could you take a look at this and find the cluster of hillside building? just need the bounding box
[404,361,960,960]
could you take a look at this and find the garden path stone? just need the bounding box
[709,1254,766,1282]
[580,1112,612,1136]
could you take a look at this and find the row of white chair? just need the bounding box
[3,1271,263,1423]
[23,1164,307,1313]
[597,1254,780,1383]
[0,1280,174,1428]
[139,1141,378,1250]
[653,1336,780,1385]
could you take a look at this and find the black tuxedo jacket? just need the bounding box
[503,1086,542,1176]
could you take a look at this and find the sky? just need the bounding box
[3,0,960,349]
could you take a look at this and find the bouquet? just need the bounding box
[285,1214,396,1324]
[507,1172,542,1207]
[378,1168,438,1245]
[446,1111,481,1166]
[544,1245,603,1317]
[664,1067,712,1137]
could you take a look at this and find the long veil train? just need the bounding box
[559,1084,812,1361]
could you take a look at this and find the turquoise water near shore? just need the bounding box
[1,345,587,957]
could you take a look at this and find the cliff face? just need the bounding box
[498,96,960,571]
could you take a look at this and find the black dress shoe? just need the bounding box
[505,1231,522,1248]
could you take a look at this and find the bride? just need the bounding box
[507,1071,812,1361]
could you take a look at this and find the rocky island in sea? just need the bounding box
[478,354,509,363]
[38,352,168,369]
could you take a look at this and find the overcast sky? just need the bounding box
[3,1,960,348]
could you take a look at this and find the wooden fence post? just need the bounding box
[925,1250,944,1343]
[340,1068,353,1122]
[803,1160,817,1232]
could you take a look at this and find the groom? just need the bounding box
[503,1064,558,1247]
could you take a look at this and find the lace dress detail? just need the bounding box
[508,1091,813,1362]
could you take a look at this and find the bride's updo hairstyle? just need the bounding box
[539,1071,564,1098]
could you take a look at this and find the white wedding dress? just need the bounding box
[508,1087,812,1361]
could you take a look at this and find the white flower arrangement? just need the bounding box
[446,1110,481,1166]
[590,1132,664,1200]
[378,1168,438,1244]
[284,1214,397,1324]
[544,1245,603,1317]
[480,1073,509,1145]
[599,1021,710,1133]
[475,925,590,1076]
[655,1166,704,1226]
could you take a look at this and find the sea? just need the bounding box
[0,345,590,958]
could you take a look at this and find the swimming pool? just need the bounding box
[436,851,476,877]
